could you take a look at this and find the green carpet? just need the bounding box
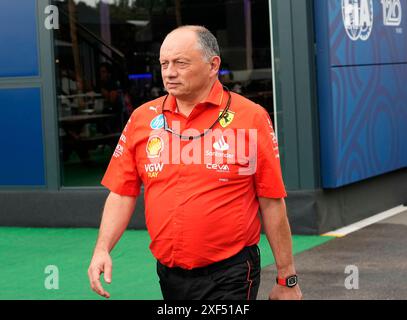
[0,227,333,300]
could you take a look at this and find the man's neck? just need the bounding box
[175,101,195,117]
[175,80,216,117]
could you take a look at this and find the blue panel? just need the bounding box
[327,0,407,66]
[320,64,407,187]
[0,88,45,186]
[315,0,407,188]
[0,0,39,77]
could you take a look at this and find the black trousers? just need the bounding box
[156,245,261,300]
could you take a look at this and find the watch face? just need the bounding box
[287,275,298,287]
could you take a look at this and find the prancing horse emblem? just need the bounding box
[219,110,235,128]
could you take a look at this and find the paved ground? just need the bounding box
[258,209,407,300]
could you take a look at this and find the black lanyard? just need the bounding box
[161,86,232,141]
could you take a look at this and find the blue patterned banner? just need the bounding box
[315,0,407,188]
[327,0,407,66]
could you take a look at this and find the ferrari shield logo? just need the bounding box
[219,110,235,128]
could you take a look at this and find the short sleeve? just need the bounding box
[101,113,142,196]
[253,107,287,198]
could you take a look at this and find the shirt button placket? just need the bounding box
[174,144,189,259]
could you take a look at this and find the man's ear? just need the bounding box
[209,56,221,76]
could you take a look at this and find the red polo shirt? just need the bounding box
[101,80,287,269]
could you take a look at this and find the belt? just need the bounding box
[157,244,259,277]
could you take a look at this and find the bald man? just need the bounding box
[88,26,302,301]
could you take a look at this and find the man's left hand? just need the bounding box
[269,284,303,300]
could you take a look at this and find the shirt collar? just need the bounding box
[162,80,224,113]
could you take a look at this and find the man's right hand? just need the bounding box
[88,249,112,299]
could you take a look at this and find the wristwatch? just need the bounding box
[276,275,298,288]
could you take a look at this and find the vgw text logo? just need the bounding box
[381,0,402,26]
[342,0,374,41]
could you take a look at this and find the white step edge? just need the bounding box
[322,205,407,237]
